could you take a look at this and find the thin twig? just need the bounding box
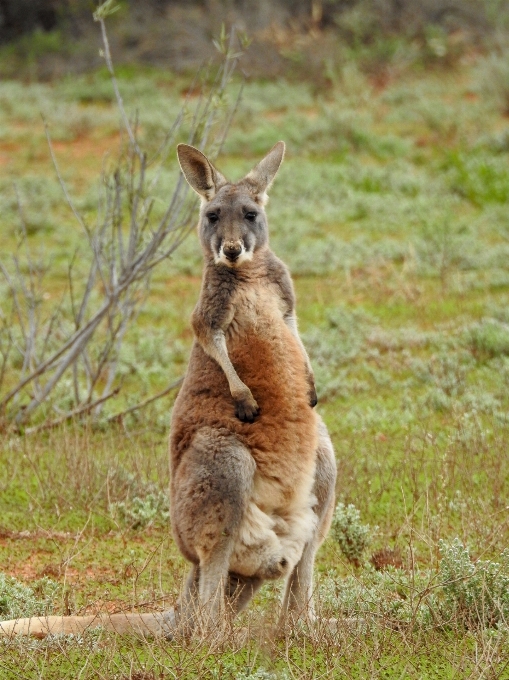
[22,387,120,435]
[107,378,183,422]
[43,119,89,235]
[98,17,142,158]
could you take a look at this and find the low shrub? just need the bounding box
[108,467,170,529]
[438,538,509,629]
[0,574,59,619]
[467,319,509,360]
[330,502,374,566]
[321,539,509,631]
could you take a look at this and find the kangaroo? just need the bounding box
[168,141,337,635]
[0,142,336,640]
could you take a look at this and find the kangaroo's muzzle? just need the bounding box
[223,241,243,262]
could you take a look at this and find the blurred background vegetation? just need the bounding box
[1,0,509,81]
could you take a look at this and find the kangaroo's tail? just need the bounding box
[0,610,176,638]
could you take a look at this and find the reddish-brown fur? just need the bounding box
[170,252,318,566]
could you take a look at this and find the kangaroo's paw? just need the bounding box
[234,393,259,423]
[308,383,318,408]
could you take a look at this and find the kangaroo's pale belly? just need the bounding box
[229,474,318,579]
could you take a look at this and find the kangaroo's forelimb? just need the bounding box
[266,255,318,406]
[191,269,259,422]
[202,328,259,422]
[284,313,317,407]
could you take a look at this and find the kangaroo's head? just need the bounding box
[177,142,285,267]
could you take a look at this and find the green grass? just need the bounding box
[1,47,509,677]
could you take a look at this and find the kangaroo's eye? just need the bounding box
[207,212,219,223]
[245,212,257,222]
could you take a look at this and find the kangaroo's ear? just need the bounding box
[243,141,285,199]
[177,144,228,200]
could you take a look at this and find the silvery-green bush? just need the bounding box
[107,465,170,529]
[330,502,374,566]
[0,574,59,619]
[321,539,509,630]
[320,565,427,625]
[111,490,170,530]
[438,538,509,629]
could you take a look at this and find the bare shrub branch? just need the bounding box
[0,13,243,429]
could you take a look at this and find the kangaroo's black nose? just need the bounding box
[223,243,242,261]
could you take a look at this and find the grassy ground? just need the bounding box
[1,51,509,678]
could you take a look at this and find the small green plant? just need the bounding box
[438,538,509,629]
[0,574,59,619]
[108,467,170,529]
[235,669,290,680]
[321,539,509,631]
[446,151,509,206]
[467,319,509,360]
[320,563,427,625]
[111,491,170,529]
[210,664,291,680]
[475,51,509,115]
[330,502,374,566]
[0,629,104,653]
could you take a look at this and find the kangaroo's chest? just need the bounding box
[224,279,306,395]
[226,281,286,341]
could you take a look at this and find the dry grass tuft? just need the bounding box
[370,547,404,572]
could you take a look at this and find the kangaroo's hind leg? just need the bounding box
[278,417,336,630]
[227,572,264,615]
[161,563,199,637]
[158,567,263,639]
[170,428,256,635]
